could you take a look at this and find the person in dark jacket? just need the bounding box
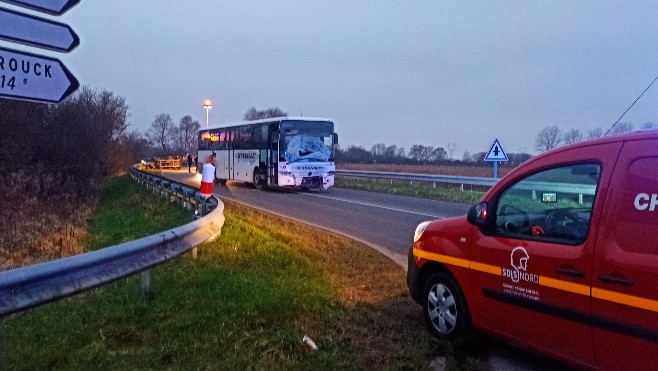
[193,154,198,173]
[186,153,193,172]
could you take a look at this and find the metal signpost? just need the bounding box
[0,0,79,104]
[484,139,508,178]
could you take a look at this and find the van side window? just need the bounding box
[494,163,601,245]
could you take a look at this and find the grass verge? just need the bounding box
[336,178,486,204]
[0,175,478,369]
[83,175,192,249]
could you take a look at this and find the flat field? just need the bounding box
[337,163,512,178]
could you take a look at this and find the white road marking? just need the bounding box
[301,192,444,219]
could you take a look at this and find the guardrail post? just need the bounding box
[141,270,151,296]
[191,247,198,260]
[195,194,202,218]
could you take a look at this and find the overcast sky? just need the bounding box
[8,1,658,156]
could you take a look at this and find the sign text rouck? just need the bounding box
[0,46,79,103]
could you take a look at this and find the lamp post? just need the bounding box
[203,100,212,127]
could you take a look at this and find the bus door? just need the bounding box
[228,128,235,180]
[216,130,231,180]
[268,128,279,186]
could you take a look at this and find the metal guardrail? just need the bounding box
[0,167,224,317]
[336,169,499,188]
[336,170,594,202]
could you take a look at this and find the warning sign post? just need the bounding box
[484,139,508,178]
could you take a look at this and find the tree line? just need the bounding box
[535,122,656,152]
[336,143,531,166]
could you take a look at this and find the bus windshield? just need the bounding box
[281,120,334,163]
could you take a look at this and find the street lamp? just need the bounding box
[203,100,212,127]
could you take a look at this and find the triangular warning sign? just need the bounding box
[484,139,508,161]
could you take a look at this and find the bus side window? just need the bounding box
[261,125,268,149]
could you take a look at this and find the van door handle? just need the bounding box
[598,274,635,286]
[555,266,585,278]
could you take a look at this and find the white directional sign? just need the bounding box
[0,46,79,103]
[0,0,80,15]
[484,139,508,161]
[0,7,79,52]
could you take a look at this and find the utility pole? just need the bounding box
[447,143,456,159]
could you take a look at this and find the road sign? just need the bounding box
[484,139,508,161]
[0,46,79,103]
[0,7,79,52]
[0,0,80,15]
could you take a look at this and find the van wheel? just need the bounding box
[216,179,227,185]
[423,271,472,343]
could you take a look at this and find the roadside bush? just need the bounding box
[0,169,95,270]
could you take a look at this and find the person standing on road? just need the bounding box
[186,153,193,172]
[193,154,198,173]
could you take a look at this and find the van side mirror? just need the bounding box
[467,202,491,228]
[333,133,339,144]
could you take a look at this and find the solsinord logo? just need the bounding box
[502,247,539,284]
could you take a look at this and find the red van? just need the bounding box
[407,130,658,369]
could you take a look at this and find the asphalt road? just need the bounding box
[165,169,470,267]
[162,170,574,370]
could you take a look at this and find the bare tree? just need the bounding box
[462,151,472,162]
[641,122,656,130]
[535,126,562,153]
[337,145,373,163]
[471,152,487,162]
[431,147,447,162]
[244,107,288,121]
[371,143,386,162]
[608,122,634,135]
[587,127,604,140]
[178,115,200,154]
[563,129,584,145]
[147,113,176,153]
[409,144,435,163]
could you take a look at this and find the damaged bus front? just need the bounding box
[276,119,337,190]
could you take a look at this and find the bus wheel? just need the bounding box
[253,169,266,190]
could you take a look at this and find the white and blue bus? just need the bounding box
[197,117,338,190]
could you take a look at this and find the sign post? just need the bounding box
[484,139,508,178]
